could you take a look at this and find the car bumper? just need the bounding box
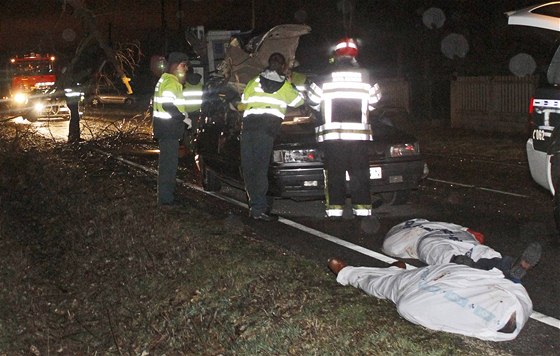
[269,159,426,199]
[526,138,555,194]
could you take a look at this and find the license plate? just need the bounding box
[344,167,382,181]
[370,167,382,179]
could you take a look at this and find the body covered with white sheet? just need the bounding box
[382,218,501,265]
[336,263,532,341]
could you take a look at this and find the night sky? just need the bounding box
[0,1,555,78]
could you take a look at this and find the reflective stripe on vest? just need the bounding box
[153,74,187,120]
[242,77,304,119]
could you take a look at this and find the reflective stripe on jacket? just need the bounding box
[315,69,381,142]
[241,76,304,120]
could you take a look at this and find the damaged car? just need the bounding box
[194,24,427,205]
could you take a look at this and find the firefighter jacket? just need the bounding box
[289,70,322,111]
[315,68,381,142]
[241,69,305,120]
[152,73,188,139]
[183,78,203,113]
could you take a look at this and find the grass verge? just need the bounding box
[0,123,510,354]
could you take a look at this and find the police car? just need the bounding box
[507,1,560,231]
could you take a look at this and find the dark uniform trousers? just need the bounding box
[323,140,371,210]
[157,138,180,204]
[241,114,282,216]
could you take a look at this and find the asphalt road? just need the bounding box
[4,108,560,355]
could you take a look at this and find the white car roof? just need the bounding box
[506,1,560,32]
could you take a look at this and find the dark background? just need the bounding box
[1,1,558,120]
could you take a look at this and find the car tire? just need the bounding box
[380,190,410,205]
[199,159,222,192]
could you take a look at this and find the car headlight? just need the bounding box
[13,92,28,105]
[273,149,321,163]
[389,143,419,157]
[33,102,45,113]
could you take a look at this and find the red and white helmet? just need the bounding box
[335,38,358,58]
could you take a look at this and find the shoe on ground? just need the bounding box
[509,242,542,281]
[251,212,278,222]
[389,260,407,269]
[327,258,348,275]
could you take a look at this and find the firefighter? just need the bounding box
[152,52,191,206]
[240,52,305,221]
[315,38,382,218]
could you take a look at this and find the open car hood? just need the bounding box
[218,24,311,87]
[506,2,560,32]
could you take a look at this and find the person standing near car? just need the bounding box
[240,52,305,221]
[314,38,382,218]
[152,52,191,206]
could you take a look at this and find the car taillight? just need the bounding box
[389,143,419,157]
[528,96,534,114]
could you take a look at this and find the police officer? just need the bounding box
[314,38,382,218]
[240,52,305,221]
[152,52,191,206]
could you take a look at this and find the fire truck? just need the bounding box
[6,53,70,121]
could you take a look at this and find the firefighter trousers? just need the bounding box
[322,140,372,217]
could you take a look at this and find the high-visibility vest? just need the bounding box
[64,85,83,104]
[152,73,187,120]
[183,81,203,113]
[315,68,381,142]
[241,76,304,119]
[289,71,308,93]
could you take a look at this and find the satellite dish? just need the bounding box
[422,7,446,29]
[509,53,537,77]
[441,33,469,59]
